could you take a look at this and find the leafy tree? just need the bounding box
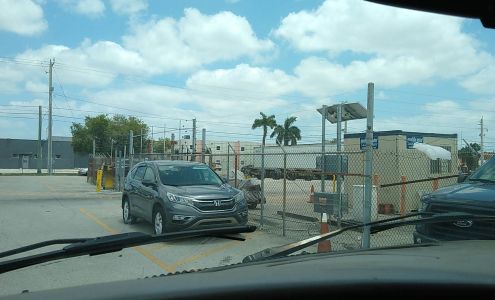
[251,112,277,147]
[153,138,172,153]
[459,143,481,171]
[270,116,302,146]
[71,114,148,155]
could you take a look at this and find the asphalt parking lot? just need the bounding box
[0,176,295,297]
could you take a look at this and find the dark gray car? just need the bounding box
[122,160,248,234]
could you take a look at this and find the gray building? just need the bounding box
[0,137,89,169]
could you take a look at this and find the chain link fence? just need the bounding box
[202,149,459,250]
[88,147,460,251]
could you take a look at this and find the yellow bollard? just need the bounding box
[96,169,103,192]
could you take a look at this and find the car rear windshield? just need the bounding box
[158,165,223,186]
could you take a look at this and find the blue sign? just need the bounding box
[406,135,423,149]
[360,137,378,150]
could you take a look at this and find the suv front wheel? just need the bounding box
[153,206,166,235]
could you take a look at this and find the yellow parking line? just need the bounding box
[171,231,261,268]
[79,208,175,273]
[79,208,119,234]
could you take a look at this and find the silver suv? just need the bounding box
[122,160,248,234]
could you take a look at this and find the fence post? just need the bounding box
[400,176,407,215]
[227,145,230,183]
[260,144,265,228]
[283,152,287,237]
[432,178,439,191]
[234,155,238,188]
[123,146,127,192]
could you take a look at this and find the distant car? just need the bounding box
[122,160,248,234]
[78,168,88,176]
[415,156,495,243]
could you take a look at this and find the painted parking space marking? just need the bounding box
[79,208,175,273]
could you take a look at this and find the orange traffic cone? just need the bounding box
[308,184,315,203]
[317,213,331,253]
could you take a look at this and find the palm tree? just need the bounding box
[270,116,301,146]
[251,112,277,147]
[251,112,276,225]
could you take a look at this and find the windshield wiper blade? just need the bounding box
[242,212,495,263]
[469,178,495,183]
[0,225,256,274]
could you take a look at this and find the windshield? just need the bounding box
[1,0,494,297]
[469,157,495,182]
[158,165,223,186]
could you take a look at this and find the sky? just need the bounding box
[0,0,494,150]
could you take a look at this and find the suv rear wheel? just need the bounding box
[122,198,137,224]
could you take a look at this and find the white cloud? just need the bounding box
[123,8,274,73]
[274,0,493,98]
[110,0,147,15]
[0,0,47,35]
[16,40,147,87]
[186,64,295,99]
[461,66,495,94]
[58,0,105,17]
[24,81,46,94]
[293,56,431,98]
[3,7,275,93]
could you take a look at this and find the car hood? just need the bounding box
[427,181,495,206]
[167,184,239,200]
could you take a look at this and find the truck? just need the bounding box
[240,143,348,180]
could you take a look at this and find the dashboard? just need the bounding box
[2,240,495,299]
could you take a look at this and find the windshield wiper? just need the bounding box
[0,225,256,274]
[469,178,495,183]
[242,212,495,263]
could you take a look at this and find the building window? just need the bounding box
[55,155,62,159]
[12,154,18,158]
[241,147,245,151]
[216,146,221,150]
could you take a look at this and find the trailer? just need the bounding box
[241,143,347,180]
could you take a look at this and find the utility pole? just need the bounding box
[37,106,42,174]
[192,118,197,161]
[92,138,96,157]
[171,133,175,159]
[201,128,206,163]
[151,126,154,154]
[163,124,167,155]
[129,130,134,170]
[362,82,375,249]
[178,120,182,160]
[480,116,485,165]
[321,105,327,193]
[336,103,343,227]
[47,58,55,175]
[140,128,143,154]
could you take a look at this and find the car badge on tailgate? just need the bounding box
[453,220,473,228]
[213,200,221,207]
